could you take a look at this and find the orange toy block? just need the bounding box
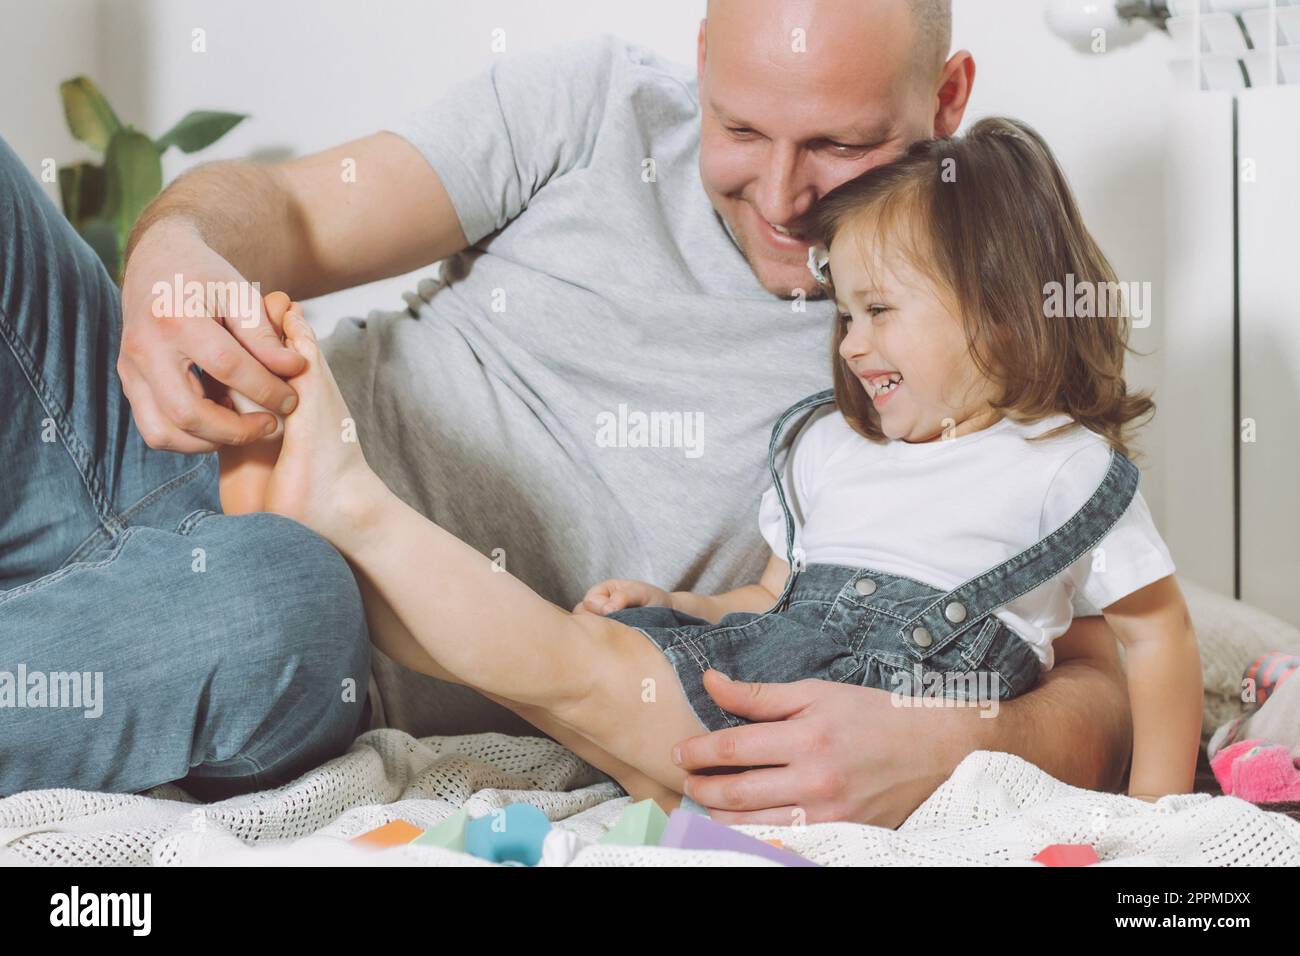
[352,819,423,848]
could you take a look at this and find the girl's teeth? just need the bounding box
[870,375,902,397]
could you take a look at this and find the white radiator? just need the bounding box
[1161,4,1300,625]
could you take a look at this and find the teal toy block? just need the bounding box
[412,809,470,852]
[465,803,552,866]
[678,794,710,816]
[599,798,669,847]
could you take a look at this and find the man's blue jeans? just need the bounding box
[0,134,371,800]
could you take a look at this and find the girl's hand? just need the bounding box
[574,579,672,616]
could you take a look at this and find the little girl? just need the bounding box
[224,116,1202,809]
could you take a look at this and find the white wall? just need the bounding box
[0,0,111,189]
[2,0,1182,543]
[954,1,1174,531]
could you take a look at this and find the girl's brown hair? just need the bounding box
[810,116,1154,459]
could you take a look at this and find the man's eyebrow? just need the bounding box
[710,99,759,130]
[710,99,891,143]
[820,121,894,143]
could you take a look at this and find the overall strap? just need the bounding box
[766,388,836,611]
[897,445,1141,648]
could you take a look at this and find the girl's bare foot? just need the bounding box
[216,291,293,514]
[260,302,383,544]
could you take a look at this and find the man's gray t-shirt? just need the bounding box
[323,32,842,733]
[323,34,1098,732]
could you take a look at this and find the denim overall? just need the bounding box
[609,388,1141,733]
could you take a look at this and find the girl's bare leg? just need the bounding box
[236,306,713,796]
[355,574,684,809]
[346,555,706,794]
[337,515,710,794]
[493,698,686,811]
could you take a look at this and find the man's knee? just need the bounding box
[182,512,371,795]
[188,508,365,636]
[214,509,370,723]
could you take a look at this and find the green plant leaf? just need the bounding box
[57,166,78,223]
[57,161,108,229]
[80,218,120,281]
[59,77,123,152]
[103,128,163,267]
[155,110,248,153]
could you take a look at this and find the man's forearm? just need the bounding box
[125,160,308,295]
[965,627,1133,791]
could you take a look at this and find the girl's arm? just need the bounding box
[668,554,790,623]
[1100,575,1203,798]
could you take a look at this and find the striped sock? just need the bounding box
[1245,652,1300,707]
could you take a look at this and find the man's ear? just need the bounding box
[932,50,975,137]
[697,18,708,86]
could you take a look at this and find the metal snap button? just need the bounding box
[911,626,932,648]
[944,601,967,623]
[854,577,877,596]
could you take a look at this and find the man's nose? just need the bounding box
[754,142,813,225]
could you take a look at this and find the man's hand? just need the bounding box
[671,671,965,828]
[118,218,305,452]
[673,617,1132,828]
[574,579,672,616]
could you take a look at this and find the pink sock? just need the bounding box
[1211,738,1300,803]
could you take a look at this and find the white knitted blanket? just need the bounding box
[2,732,1298,867]
[2,577,1298,867]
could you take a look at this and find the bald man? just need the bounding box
[2,0,1131,824]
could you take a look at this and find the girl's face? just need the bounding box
[828,227,1001,443]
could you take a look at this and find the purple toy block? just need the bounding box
[658,810,819,866]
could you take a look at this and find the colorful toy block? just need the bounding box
[599,798,669,847]
[678,794,711,816]
[658,809,819,866]
[412,809,471,852]
[1032,843,1099,867]
[465,803,552,866]
[351,818,423,848]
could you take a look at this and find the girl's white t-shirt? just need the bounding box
[757,406,1175,670]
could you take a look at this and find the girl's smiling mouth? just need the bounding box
[859,370,904,401]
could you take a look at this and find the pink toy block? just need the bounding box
[1032,843,1099,866]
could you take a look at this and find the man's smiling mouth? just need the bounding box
[749,203,809,245]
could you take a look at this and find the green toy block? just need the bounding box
[412,809,471,852]
[599,798,669,847]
